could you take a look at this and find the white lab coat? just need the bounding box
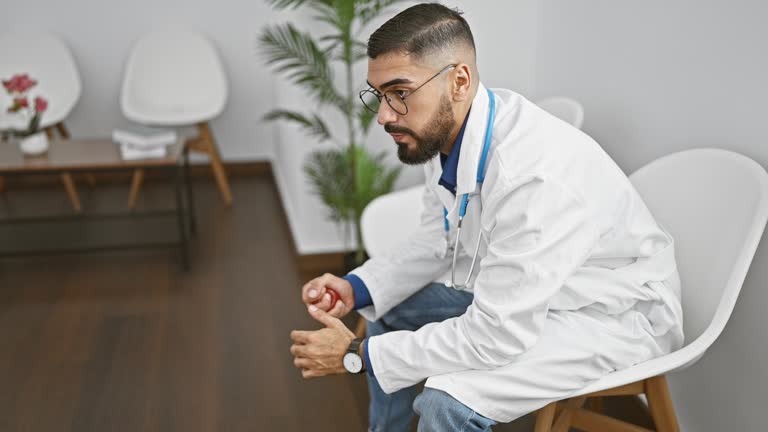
[350,83,684,422]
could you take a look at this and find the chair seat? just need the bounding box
[576,340,705,397]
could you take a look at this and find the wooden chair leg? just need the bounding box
[645,376,680,432]
[54,122,95,187]
[534,402,557,432]
[60,173,81,212]
[571,408,654,432]
[47,123,88,207]
[589,396,604,413]
[197,122,232,206]
[552,397,587,432]
[128,169,145,210]
[55,122,69,139]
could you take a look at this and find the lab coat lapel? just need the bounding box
[455,82,490,198]
[425,83,492,227]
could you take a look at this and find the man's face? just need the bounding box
[366,53,456,165]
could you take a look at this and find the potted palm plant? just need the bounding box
[259,0,404,266]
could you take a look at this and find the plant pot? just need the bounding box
[19,131,49,156]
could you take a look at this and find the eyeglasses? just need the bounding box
[359,64,457,116]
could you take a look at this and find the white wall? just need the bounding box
[0,0,537,254]
[271,0,539,254]
[0,0,278,160]
[535,1,768,430]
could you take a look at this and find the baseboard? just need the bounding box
[295,252,346,275]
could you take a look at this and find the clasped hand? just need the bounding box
[290,273,357,379]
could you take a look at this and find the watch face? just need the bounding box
[343,352,363,373]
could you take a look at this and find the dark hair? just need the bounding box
[367,3,475,60]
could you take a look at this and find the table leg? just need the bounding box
[183,146,197,236]
[174,163,190,271]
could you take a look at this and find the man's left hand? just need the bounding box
[290,302,356,379]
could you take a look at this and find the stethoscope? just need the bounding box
[444,87,496,290]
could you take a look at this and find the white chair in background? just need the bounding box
[120,30,232,208]
[534,148,768,431]
[361,185,425,259]
[0,32,83,211]
[535,96,585,129]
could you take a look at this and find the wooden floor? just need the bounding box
[0,174,653,431]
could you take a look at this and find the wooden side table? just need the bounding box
[0,138,196,270]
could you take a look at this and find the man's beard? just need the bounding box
[385,95,456,165]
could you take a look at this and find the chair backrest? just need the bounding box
[535,96,584,129]
[629,148,768,346]
[0,32,81,129]
[120,30,228,126]
[361,185,425,258]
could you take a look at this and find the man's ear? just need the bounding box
[452,63,472,102]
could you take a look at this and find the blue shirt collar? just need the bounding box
[438,108,471,195]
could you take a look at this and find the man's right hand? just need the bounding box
[302,273,355,319]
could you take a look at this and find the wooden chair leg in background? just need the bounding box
[55,122,95,188]
[131,122,232,208]
[60,173,81,212]
[45,126,82,212]
[187,122,232,206]
[128,169,145,210]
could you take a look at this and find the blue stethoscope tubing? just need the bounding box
[444,88,496,289]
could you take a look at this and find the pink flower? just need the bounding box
[7,97,29,113]
[1,74,37,94]
[34,96,48,113]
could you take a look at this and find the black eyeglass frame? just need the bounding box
[359,63,458,116]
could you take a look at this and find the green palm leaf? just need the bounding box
[265,0,310,9]
[304,149,356,222]
[264,109,332,142]
[358,105,376,134]
[261,0,404,264]
[259,24,344,109]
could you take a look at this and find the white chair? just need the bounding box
[535,96,585,129]
[535,148,768,431]
[0,32,83,211]
[361,185,425,259]
[361,149,768,430]
[352,185,425,337]
[120,30,232,207]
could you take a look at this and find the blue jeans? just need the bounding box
[366,283,498,432]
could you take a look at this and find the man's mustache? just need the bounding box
[384,124,417,137]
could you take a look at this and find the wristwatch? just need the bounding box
[343,338,366,374]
